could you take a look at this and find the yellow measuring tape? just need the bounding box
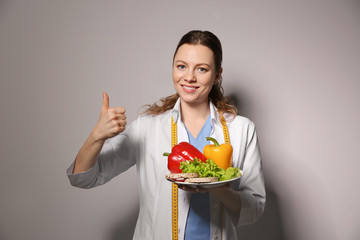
[171,113,230,240]
[171,117,178,240]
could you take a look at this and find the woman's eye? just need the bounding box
[198,67,207,72]
[177,65,185,70]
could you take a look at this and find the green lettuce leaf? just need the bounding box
[220,167,242,181]
[179,158,241,181]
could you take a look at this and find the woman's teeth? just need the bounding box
[183,86,197,90]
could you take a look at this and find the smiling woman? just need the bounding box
[142,30,237,119]
[67,30,265,240]
[173,44,219,108]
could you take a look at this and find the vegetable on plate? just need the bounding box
[163,142,207,173]
[180,158,242,182]
[203,137,233,169]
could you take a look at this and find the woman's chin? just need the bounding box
[179,96,208,106]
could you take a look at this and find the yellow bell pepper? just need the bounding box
[203,137,233,169]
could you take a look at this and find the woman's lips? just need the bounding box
[181,84,199,93]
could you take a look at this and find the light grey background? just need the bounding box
[0,1,359,240]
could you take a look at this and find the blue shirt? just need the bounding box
[184,115,212,240]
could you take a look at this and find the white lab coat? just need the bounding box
[67,99,266,240]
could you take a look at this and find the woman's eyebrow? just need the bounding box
[174,60,186,64]
[175,60,211,67]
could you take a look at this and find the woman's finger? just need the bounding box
[111,106,126,114]
[116,119,127,127]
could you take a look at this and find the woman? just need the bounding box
[67,30,265,240]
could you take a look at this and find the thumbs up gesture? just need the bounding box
[92,92,127,142]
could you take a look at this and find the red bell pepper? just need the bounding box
[163,142,207,173]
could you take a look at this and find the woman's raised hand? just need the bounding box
[92,92,127,142]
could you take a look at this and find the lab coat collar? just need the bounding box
[170,98,221,126]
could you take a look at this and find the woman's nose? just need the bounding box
[184,70,196,82]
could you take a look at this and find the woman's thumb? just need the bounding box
[102,92,109,109]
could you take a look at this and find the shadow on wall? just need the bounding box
[108,199,139,240]
[237,188,285,240]
[230,92,286,240]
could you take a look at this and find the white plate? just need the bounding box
[167,175,242,189]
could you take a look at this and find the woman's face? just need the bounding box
[173,44,221,106]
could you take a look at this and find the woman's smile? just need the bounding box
[181,84,200,93]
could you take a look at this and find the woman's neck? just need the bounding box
[180,99,210,138]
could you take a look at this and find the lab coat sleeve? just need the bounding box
[66,121,139,189]
[227,120,266,227]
